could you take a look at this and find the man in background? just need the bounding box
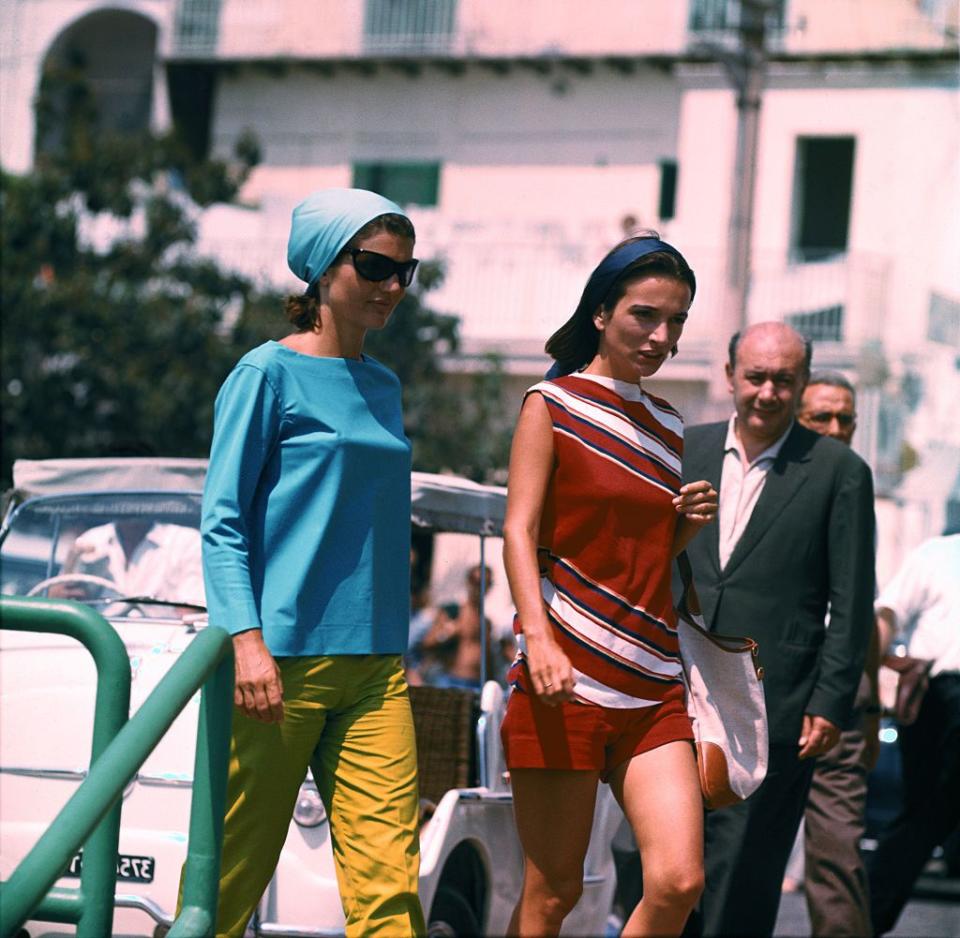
[869,532,960,934]
[796,371,881,937]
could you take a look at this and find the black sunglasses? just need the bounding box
[342,248,419,287]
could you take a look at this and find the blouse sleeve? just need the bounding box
[201,363,283,635]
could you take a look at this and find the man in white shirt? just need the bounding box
[63,519,205,608]
[869,533,960,935]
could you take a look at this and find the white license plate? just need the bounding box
[65,851,155,883]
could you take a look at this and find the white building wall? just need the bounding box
[212,67,681,170]
[667,85,738,349]
[214,0,689,59]
[212,0,955,60]
[668,66,959,357]
[784,0,955,53]
[750,77,959,348]
[206,64,684,311]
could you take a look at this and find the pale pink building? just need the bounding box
[2,0,958,567]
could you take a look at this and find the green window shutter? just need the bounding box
[352,162,440,207]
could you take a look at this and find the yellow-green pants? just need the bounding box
[215,654,425,938]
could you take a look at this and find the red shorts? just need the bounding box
[500,683,693,782]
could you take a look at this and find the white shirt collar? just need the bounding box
[723,414,794,466]
[570,371,646,402]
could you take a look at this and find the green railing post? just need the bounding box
[168,638,233,938]
[0,611,233,938]
[0,596,130,937]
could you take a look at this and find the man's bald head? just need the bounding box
[725,322,812,454]
[728,323,811,376]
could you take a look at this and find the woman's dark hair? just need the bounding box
[545,231,696,376]
[284,212,416,332]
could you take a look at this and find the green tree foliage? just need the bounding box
[364,262,513,481]
[1,58,276,486]
[1,62,511,487]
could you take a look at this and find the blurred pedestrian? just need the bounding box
[501,233,718,936]
[869,532,960,935]
[200,188,425,937]
[418,564,513,689]
[794,371,880,937]
[682,324,876,937]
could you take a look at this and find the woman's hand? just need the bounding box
[232,629,284,723]
[525,632,575,706]
[671,479,719,555]
[673,480,718,526]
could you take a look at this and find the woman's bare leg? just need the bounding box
[507,768,600,937]
[609,741,704,937]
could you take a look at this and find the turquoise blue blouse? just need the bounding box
[201,341,412,656]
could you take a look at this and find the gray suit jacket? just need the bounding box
[682,421,876,746]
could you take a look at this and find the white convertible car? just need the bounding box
[0,458,623,937]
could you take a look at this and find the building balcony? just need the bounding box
[169,0,689,62]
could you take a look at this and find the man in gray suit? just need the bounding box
[682,323,876,937]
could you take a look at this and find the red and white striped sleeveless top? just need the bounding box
[511,373,684,708]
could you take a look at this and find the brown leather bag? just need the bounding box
[881,654,934,726]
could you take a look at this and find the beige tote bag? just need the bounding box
[676,552,769,810]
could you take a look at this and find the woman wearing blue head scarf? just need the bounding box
[200,188,425,936]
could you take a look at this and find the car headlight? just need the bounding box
[293,783,327,828]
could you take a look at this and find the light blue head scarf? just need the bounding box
[287,188,407,291]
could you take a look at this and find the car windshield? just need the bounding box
[0,492,204,616]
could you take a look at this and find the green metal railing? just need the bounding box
[0,596,234,938]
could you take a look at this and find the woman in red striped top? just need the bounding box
[501,235,718,937]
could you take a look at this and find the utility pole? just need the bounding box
[701,0,775,404]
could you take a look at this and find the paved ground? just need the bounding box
[774,880,960,937]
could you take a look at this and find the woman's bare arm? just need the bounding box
[502,394,575,704]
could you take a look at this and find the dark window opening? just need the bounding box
[658,160,678,221]
[36,10,157,159]
[167,64,217,162]
[791,136,856,263]
[353,162,441,207]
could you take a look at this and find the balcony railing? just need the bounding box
[362,0,458,55]
[688,0,787,36]
[173,0,222,57]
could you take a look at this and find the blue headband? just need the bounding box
[545,237,694,378]
[287,188,408,290]
[580,237,693,316]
